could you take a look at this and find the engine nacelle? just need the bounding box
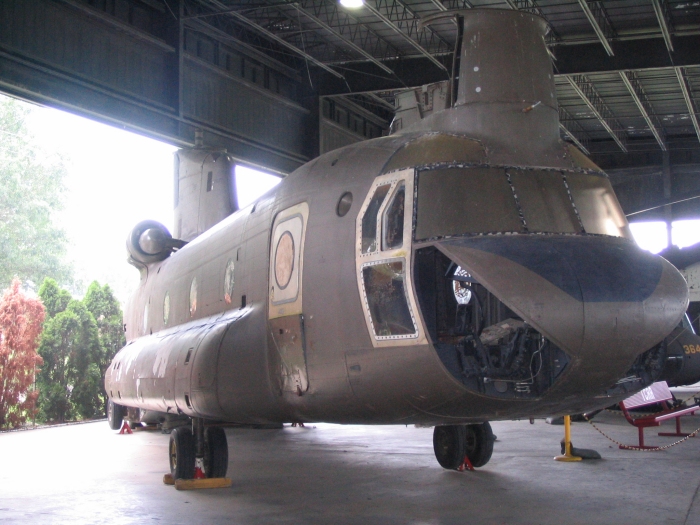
[126,220,184,266]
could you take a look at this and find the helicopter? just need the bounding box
[105,8,688,479]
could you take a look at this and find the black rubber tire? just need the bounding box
[107,399,126,430]
[433,425,466,470]
[169,427,196,480]
[204,427,229,478]
[464,422,495,468]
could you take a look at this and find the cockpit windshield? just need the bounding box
[414,166,631,241]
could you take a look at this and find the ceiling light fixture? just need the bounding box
[340,0,364,8]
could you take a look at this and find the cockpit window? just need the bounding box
[415,166,631,240]
[361,184,391,253]
[415,167,523,240]
[566,173,632,239]
[383,184,405,250]
[361,260,417,338]
[356,169,424,346]
[508,169,581,234]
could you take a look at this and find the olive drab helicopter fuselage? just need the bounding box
[105,9,689,478]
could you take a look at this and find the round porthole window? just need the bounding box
[224,259,235,304]
[189,278,198,317]
[336,191,353,217]
[163,292,170,325]
[274,231,295,290]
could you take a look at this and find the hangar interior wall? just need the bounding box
[0,0,312,174]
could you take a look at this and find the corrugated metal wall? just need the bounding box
[319,97,388,155]
[0,0,312,174]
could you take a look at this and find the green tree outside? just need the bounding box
[0,96,72,289]
[83,281,125,406]
[36,279,124,422]
[37,278,72,318]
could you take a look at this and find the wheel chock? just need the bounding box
[163,473,175,485]
[134,424,159,432]
[118,421,133,434]
[457,456,474,472]
[174,478,232,491]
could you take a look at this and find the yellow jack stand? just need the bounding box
[554,415,582,462]
[163,473,232,490]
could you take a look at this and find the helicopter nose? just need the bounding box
[436,235,689,394]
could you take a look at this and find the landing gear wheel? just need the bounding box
[464,422,494,468]
[169,427,196,480]
[204,427,229,478]
[433,425,466,470]
[107,399,126,430]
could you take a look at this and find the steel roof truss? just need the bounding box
[576,0,615,57]
[291,3,394,74]
[619,71,667,151]
[296,1,406,65]
[503,0,561,44]
[364,0,450,72]
[675,66,700,144]
[200,0,345,78]
[651,0,674,54]
[439,0,474,8]
[559,106,592,155]
[566,74,628,152]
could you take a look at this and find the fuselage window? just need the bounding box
[224,259,235,304]
[275,232,295,289]
[163,292,170,325]
[361,184,391,253]
[382,184,405,250]
[189,278,197,317]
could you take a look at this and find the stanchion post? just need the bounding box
[554,415,582,462]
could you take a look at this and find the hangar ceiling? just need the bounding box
[0,0,699,218]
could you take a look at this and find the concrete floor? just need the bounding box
[2,411,700,524]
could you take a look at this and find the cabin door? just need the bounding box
[268,202,310,395]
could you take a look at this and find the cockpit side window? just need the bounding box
[361,184,391,254]
[362,260,416,337]
[356,170,426,346]
[382,183,405,250]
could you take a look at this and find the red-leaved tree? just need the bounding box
[0,279,45,429]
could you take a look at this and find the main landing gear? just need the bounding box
[107,399,126,430]
[433,422,495,470]
[169,418,229,480]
